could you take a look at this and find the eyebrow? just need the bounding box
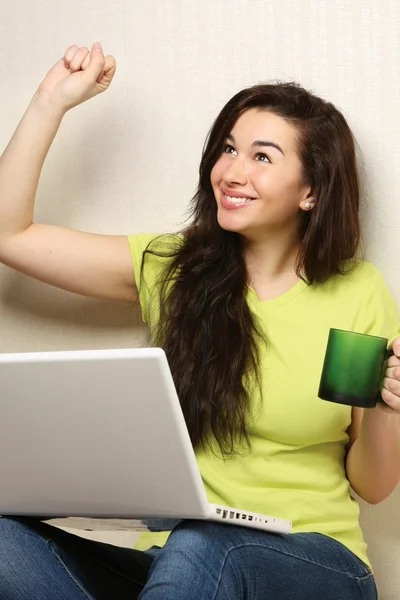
[227,134,285,156]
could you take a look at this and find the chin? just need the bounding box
[216,214,246,234]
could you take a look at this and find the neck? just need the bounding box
[242,229,301,284]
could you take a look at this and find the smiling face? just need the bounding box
[210,108,314,242]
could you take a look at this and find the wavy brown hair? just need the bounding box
[141,82,360,456]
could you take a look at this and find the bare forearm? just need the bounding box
[0,91,65,237]
[346,408,400,503]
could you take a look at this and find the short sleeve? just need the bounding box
[353,264,400,346]
[128,233,182,328]
[128,233,163,325]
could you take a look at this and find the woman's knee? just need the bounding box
[168,520,242,548]
[142,522,256,600]
[0,518,89,600]
[0,517,37,547]
[0,518,48,598]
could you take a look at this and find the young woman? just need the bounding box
[0,42,399,600]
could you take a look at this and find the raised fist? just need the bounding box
[37,43,116,112]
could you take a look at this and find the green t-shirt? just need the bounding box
[128,233,400,568]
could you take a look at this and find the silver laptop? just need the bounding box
[0,347,291,535]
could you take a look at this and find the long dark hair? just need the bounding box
[141,82,360,456]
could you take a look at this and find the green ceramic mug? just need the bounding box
[318,328,394,408]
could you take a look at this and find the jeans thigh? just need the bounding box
[238,530,378,600]
[0,517,154,600]
[140,521,377,600]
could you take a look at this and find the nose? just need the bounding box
[222,157,249,186]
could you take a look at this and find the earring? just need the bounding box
[305,202,312,209]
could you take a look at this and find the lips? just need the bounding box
[220,191,257,210]
[220,187,256,199]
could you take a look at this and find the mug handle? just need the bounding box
[377,348,395,404]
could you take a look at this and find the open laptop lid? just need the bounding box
[0,348,210,519]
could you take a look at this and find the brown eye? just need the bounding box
[223,144,237,155]
[255,152,271,163]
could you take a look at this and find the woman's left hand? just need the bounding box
[380,337,400,413]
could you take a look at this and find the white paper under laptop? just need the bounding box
[0,348,291,535]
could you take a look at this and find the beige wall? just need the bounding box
[1,0,400,596]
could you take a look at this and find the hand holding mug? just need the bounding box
[380,337,400,414]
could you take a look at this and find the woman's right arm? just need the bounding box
[0,43,137,302]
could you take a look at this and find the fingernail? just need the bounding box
[93,42,103,53]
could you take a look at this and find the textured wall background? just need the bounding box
[0,0,399,596]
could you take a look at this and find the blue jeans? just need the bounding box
[0,517,377,599]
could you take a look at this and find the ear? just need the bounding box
[299,188,316,212]
[299,197,316,211]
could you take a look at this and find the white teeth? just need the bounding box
[225,194,252,203]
